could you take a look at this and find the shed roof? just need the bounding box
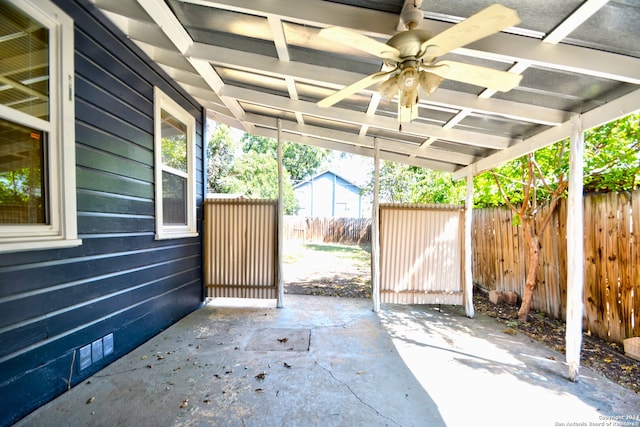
[90,0,640,178]
[293,170,361,190]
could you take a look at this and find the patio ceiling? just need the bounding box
[90,0,640,178]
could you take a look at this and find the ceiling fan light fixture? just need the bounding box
[419,71,444,96]
[399,88,418,109]
[377,75,399,99]
[398,66,419,92]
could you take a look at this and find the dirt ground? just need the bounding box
[283,241,371,299]
[283,240,640,394]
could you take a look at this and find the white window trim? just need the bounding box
[0,0,80,253]
[153,87,198,240]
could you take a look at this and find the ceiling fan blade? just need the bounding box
[317,70,397,108]
[419,4,520,59]
[428,60,523,92]
[318,27,401,62]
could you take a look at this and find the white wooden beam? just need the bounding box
[188,42,567,126]
[247,123,456,171]
[182,0,640,84]
[178,0,398,37]
[453,88,640,180]
[268,16,290,62]
[135,0,246,121]
[371,137,381,312]
[566,114,585,382]
[276,118,284,308]
[222,85,514,149]
[543,0,610,45]
[244,113,476,165]
[455,30,640,85]
[464,172,475,318]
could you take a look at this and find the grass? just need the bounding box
[283,241,371,265]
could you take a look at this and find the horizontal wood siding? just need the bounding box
[0,1,203,425]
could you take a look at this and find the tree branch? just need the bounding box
[491,170,519,215]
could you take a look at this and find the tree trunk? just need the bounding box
[518,221,539,321]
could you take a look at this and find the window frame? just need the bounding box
[0,0,80,253]
[153,87,198,240]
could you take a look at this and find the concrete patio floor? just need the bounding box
[16,295,640,427]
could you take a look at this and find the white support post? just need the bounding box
[371,138,381,312]
[276,118,284,308]
[566,114,585,381]
[464,173,475,318]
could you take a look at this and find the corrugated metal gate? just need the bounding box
[379,204,464,305]
[204,199,278,299]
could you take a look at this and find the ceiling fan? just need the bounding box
[316,3,523,124]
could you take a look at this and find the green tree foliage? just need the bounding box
[474,113,639,207]
[241,134,328,183]
[224,151,298,214]
[206,123,236,193]
[583,113,639,192]
[367,161,465,204]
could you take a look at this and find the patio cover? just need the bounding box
[89,0,640,177]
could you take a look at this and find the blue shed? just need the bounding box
[294,170,363,218]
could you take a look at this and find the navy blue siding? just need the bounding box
[0,1,204,425]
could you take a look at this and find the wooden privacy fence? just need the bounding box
[203,198,278,299]
[472,190,640,344]
[284,216,371,244]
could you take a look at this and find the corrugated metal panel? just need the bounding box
[204,199,278,299]
[380,204,464,305]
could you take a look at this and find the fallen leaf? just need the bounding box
[547,356,556,361]
[356,370,366,375]
[255,388,265,393]
[604,358,613,363]
[203,399,211,404]
[255,372,266,380]
[278,337,289,343]
[86,397,95,404]
[174,367,181,372]
[503,328,517,335]
[146,364,152,369]
[141,355,147,360]
[156,354,165,361]
[179,399,189,408]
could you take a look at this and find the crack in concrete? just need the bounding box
[312,358,400,426]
